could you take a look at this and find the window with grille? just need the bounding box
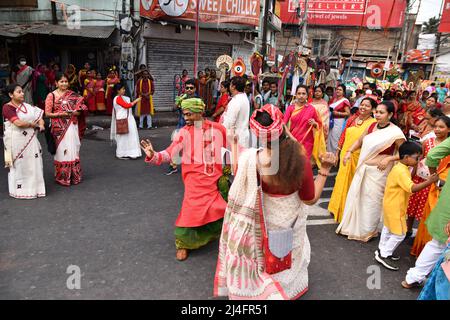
[0,0,38,7]
[313,39,327,56]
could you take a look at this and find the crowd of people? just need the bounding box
[140,68,450,300]
[2,60,450,300]
[3,57,156,129]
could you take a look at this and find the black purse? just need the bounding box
[44,93,57,155]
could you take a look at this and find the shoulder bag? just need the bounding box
[116,109,129,134]
[258,174,297,275]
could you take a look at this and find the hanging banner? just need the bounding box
[140,0,260,27]
[439,0,450,33]
[405,49,432,63]
[279,0,406,28]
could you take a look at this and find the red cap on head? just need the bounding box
[250,104,284,142]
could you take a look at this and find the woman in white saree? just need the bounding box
[110,83,142,159]
[214,104,335,300]
[3,84,46,199]
[336,101,406,242]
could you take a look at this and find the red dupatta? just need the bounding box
[50,90,88,148]
[16,64,29,76]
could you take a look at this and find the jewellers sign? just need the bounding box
[279,0,406,28]
[439,0,450,33]
[140,0,260,27]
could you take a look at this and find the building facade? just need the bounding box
[0,0,130,85]
[139,0,281,110]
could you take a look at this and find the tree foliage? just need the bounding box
[422,17,440,34]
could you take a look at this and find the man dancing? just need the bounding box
[141,98,227,261]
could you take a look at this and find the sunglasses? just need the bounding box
[185,86,195,90]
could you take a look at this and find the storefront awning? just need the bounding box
[0,24,116,39]
[27,25,116,38]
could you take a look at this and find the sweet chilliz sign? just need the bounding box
[279,0,406,28]
[140,0,260,26]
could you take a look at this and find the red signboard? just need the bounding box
[405,49,431,63]
[140,0,260,27]
[439,0,450,33]
[279,0,406,28]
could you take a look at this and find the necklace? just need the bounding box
[377,122,390,130]
[356,115,370,126]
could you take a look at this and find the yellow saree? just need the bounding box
[328,118,376,222]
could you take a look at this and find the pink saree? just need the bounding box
[283,103,322,159]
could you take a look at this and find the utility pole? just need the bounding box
[130,0,135,16]
[404,0,422,55]
[299,0,309,53]
[430,0,446,80]
[194,0,200,77]
[398,0,411,64]
[261,0,271,71]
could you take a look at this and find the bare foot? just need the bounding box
[176,249,189,261]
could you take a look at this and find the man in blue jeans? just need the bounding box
[168,79,200,175]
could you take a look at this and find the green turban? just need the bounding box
[181,98,205,113]
[175,94,188,106]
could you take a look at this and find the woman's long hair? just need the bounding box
[254,111,305,191]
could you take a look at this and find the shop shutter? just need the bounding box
[146,38,232,111]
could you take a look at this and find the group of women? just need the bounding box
[3,74,86,198]
[81,67,121,115]
[3,75,449,299]
[326,90,450,254]
[3,72,142,199]
[278,83,450,252]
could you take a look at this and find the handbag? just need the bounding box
[44,119,56,155]
[44,93,57,155]
[416,158,430,180]
[116,109,129,134]
[258,176,297,275]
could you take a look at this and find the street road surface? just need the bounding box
[0,127,419,299]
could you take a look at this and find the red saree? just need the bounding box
[283,103,322,159]
[45,90,88,186]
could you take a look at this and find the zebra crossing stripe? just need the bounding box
[307,219,337,226]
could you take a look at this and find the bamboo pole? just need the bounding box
[383,48,392,81]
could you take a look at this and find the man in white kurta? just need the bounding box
[222,76,250,149]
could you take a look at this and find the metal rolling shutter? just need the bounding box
[146,38,232,111]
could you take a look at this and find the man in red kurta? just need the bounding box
[135,70,155,129]
[141,98,227,261]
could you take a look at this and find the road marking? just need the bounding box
[307,205,332,217]
[307,219,338,226]
[107,212,129,218]
[318,198,330,203]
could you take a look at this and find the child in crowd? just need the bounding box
[375,141,439,271]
